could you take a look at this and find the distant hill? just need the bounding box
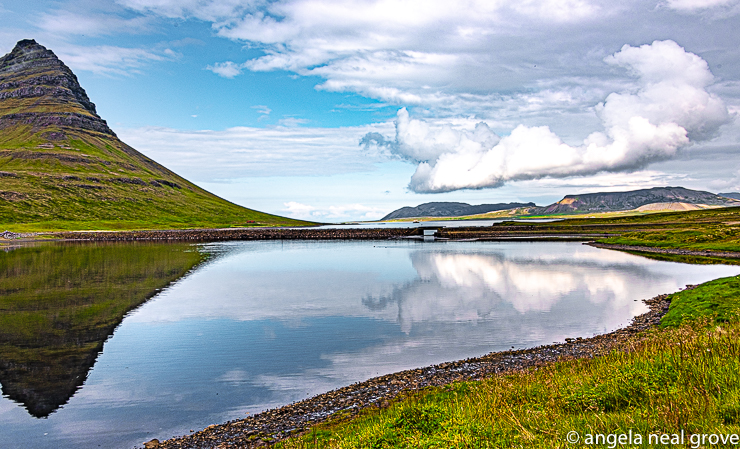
[0,39,311,230]
[534,187,739,215]
[382,202,536,220]
[719,192,740,200]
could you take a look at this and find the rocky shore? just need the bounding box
[55,227,420,242]
[588,242,740,259]
[144,292,674,449]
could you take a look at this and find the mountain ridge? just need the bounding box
[532,186,738,215]
[381,201,536,220]
[383,187,740,221]
[0,39,310,230]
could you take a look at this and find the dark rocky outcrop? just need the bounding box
[0,39,115,136]
[382,202,536,220]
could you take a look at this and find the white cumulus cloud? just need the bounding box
[362,40,731,193]
[205,60,244,78]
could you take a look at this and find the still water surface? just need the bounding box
[0,240,737,449]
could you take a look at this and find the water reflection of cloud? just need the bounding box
[217,369,250,386]
[128,241,738,336]
[361,249,659,333]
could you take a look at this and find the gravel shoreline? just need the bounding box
[587,242,740,259]
[144,292,676,449]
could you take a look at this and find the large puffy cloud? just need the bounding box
[363,40,731,193]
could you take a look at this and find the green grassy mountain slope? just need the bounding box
[0,39,312,231]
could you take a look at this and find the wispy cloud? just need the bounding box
[115,122,394,181]
[115,0,628,116]
[277,117,309,127]
[662,0,739,11]
[37,10,152,36]
[56,43,176,76]
[251,105,271,116]
[282,201,389,220]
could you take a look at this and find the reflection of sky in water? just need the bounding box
[1,240,738,449]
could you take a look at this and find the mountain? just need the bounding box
[719,192,740,200]
[381,201,536,220]
[535,187,739,215]
[0,39,310,230]
[0,242,203,417]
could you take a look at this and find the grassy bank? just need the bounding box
[280,276,740,448]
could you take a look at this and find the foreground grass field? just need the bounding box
[280,275,740,448]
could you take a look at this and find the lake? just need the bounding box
[1,239,737,449]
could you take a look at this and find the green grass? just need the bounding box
[0,106,314,231]
[280,276,740,448]
[661,277,740,328]
[598,228,740,253]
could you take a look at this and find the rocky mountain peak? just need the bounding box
[538,186,739,214]
[0,39,114,137]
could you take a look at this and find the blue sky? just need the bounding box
[3,0,740,221]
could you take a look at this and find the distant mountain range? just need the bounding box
[381,202,536,220]
[383,187,740,220]
[533,187,739,215]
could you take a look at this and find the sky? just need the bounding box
[2,0,740,221]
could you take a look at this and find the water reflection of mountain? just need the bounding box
[0,242,204,418]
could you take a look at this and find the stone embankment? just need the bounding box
[145,293,673,449]
[56,227,421,241]
[53,226,613,242]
